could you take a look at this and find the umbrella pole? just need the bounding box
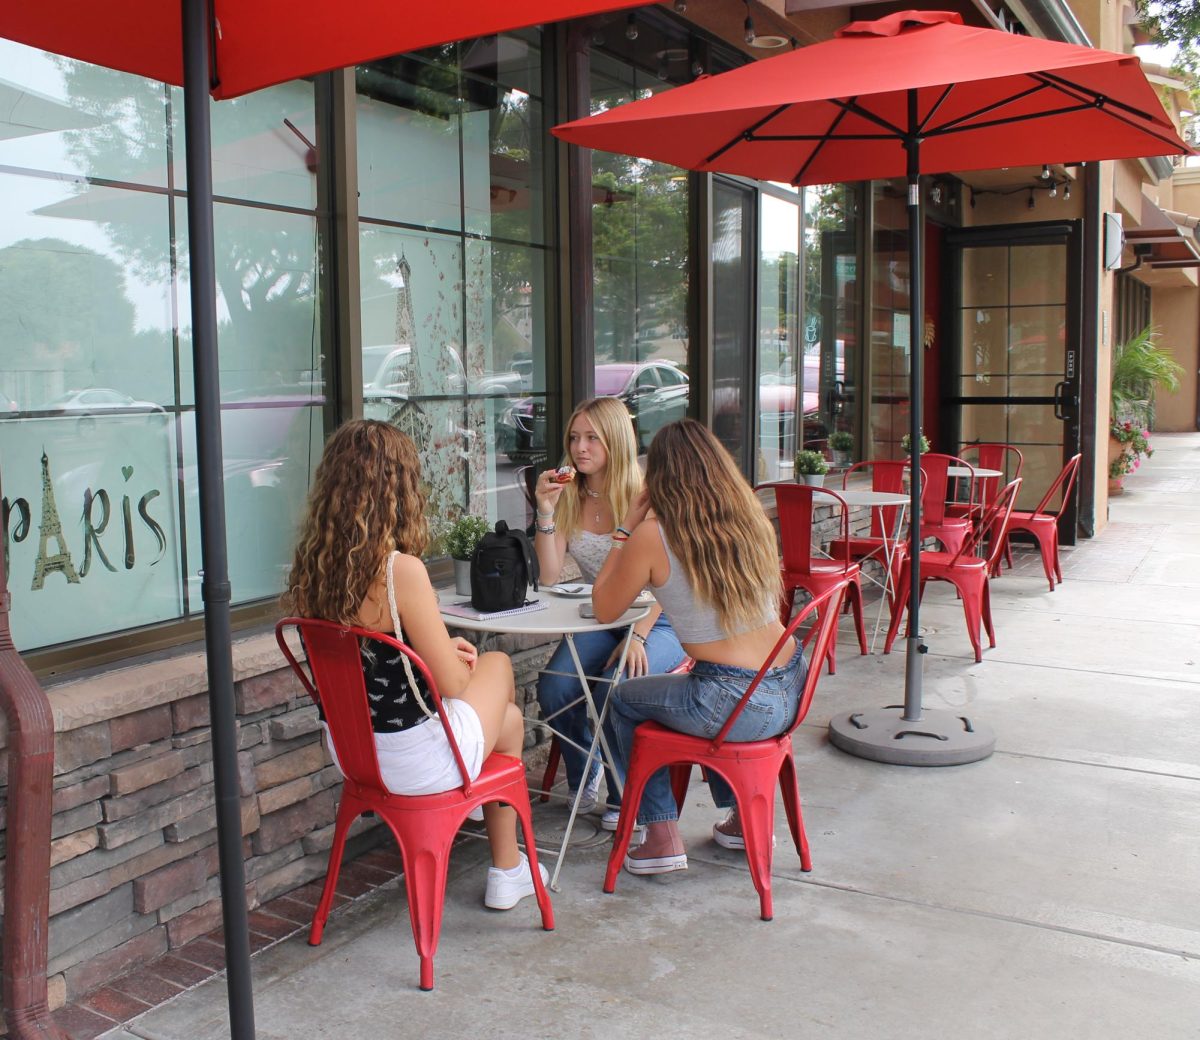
[181,0,256,1035]
[827,90,994,766]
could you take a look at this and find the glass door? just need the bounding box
[944,222,1082,539]
[712,178,756,475]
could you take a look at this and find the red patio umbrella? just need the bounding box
[0,4,650,1039]
[553,9,1189,766]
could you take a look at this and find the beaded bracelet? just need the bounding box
[631,632,647,646]
[611,532,629,543]
[536,522,556,535]
[615,525,633,538]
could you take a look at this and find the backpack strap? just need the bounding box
[493,520,539,591]
[384,550,436,721]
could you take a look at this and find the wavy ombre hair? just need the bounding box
[285,420,429,623]
[646,419,780,634]
[555,396,642,541]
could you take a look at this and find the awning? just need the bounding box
[1124,193,1200,268]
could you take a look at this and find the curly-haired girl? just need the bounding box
[286,419,545,910]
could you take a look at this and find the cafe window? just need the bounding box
[0,40,322,655]
[355,29,552,535]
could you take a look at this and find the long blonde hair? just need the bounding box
[646,419,780,633]
[285,420,429,623]
[555,396,642,541]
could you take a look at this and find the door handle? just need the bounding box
[1053,380,1076,420]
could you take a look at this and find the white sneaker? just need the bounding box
[484,852,548,911]
[600,808,646,838]
[568,768,602,815]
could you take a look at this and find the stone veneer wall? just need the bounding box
[0,627,557,1018]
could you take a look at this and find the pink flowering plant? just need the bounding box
[1109,421,1153,479]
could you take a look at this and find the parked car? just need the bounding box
[39,388,164,415]
[500,360,690,460]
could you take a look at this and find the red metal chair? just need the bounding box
[602,582,847,921]
[883,478,1022,662]
[949,443,1024,568]
[827,460,912,609]
[275,618,554,991]
[1003,453,1082,590]
[538,655,695,803]
[759,482,867,675]
[910,453,976,556]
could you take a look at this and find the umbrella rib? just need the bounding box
[790,100,856,184]
[924,99,1100,137]
[831,97,906,138]
[1033,70,1170,126]
[926,83,1050,135]
[916,84,956,135]
[705,104,791,165]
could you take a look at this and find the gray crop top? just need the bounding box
[650,526,775,643]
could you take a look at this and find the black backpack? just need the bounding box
[470,520,540,613]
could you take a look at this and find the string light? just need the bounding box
[1064,183,1072,200]
[744,1,756,44]
[1040,164,1051,179]
[625,13,638,40]
[674,0,687,12]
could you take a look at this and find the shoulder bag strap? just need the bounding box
[384,550,437,721]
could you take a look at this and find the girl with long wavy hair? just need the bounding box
[592,419,804,876]
[286,419,546,910]
[533,397,684,828]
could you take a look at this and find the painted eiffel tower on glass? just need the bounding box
[32,450,80,590]
[387,252,431,445]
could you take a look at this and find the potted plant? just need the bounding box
[794,449,830,487]
[900,431,930,455]
[445,515,489,595]
[1111,325,1183,429]
[829,430,854,468]
[1107,421,1153,495]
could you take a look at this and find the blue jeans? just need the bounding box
[536,614,684,807]
[607,643,807,824]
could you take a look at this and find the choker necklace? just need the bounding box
[584,486,601,498]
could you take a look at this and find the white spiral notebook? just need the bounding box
[440,598,549,622]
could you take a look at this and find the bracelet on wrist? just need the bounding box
[536,509,555,520]
[611,533,628,543]
[631,632,647,645]
[615,525,632,538]
[536,522,556,535]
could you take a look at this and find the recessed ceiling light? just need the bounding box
[749,34,789,49]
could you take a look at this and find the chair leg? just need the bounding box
[603,753,656,894]
[981,578,996,649]
[729,779,779,922]
[670,764,692,816]
[1031,525,1057,591]
[309,796,360,946]
[847,579,868,656]
[393,819,456,991]
[952,576,984,663]
[539,736,561,803]
[778,754,811,871]
[1051,527,1064,585]
[512,791,555,932]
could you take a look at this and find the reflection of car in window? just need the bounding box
[39,388,164,415]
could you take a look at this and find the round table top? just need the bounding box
[947,465,1002,479]
[835,488,911,508]
[438,588,650,635]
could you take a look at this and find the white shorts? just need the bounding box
[321,698,486,796]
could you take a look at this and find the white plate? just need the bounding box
[547,583,593,598]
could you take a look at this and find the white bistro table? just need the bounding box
[439,588,649,888]
[947,465,1002,479]
[833,487,910,649]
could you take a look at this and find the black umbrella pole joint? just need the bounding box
[181,0,256,1036]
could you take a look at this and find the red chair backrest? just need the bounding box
[946,478,1022,569]
[275,618,477,798]
[1032,453,1083,517]
[960,443,1024,511]
[709,582,847,752]
[758,482,852,574]
[842,460,909,539]
[912,454,974,524]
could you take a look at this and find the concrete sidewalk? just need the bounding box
[100,435,1200,1040]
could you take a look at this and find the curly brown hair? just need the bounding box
[646,419,780,634]
[284,420,429,623]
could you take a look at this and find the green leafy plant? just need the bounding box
[900,432,930,454]
[829,430,854,452]
[794,449,830,475]
[1111,325,1183,428]
[1109,421,1154,480]
[444,515,489,560]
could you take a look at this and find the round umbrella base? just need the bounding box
[828,705,995,766]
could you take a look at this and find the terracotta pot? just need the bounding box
[1107,475,1125,496]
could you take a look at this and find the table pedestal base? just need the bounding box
[828,704,995,766]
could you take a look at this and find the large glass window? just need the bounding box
[868,181,910,459]
[356,30,550,535]
[589,49,690,455]
[0,40,322,654]
[758,190,801,482]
